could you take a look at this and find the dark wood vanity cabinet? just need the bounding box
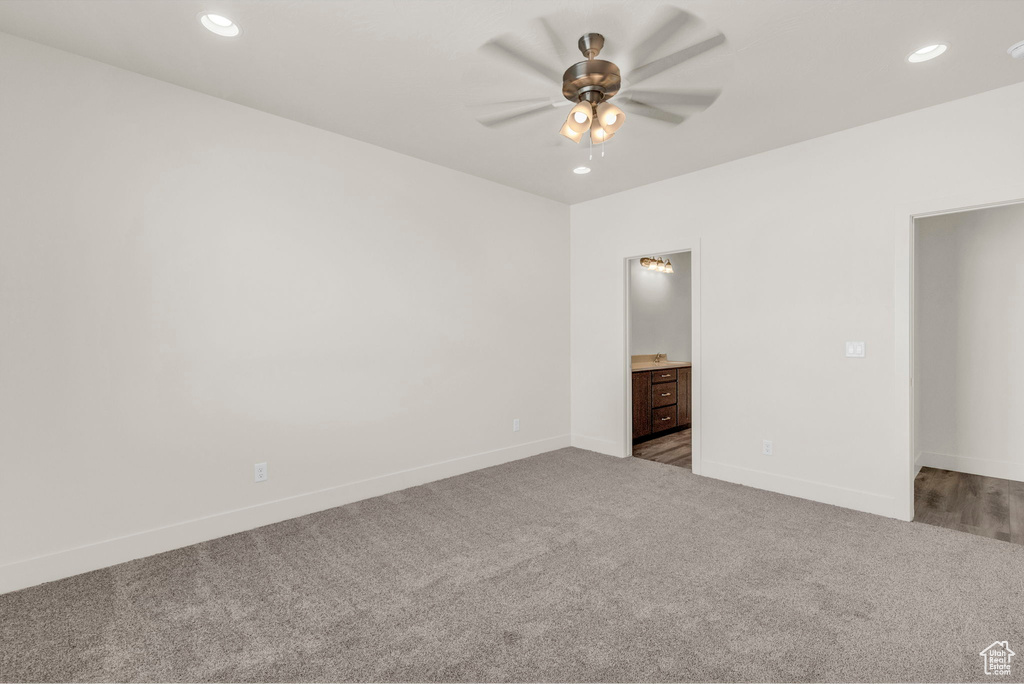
[632,366,691,441]
[631,371,651,439]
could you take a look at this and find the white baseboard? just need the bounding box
[571,434,624,457]
[915,452,923,477]
[0,434,570,596]
[701,460,897,518]
[917,451,1024,482]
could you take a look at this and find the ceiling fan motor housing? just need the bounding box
[562,33,621,105]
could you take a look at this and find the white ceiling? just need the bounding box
[1,0,1023,204]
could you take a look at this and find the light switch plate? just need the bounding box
[846,341,866,358]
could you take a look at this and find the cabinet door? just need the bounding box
[677,367,692,426]
[632,371,652,439]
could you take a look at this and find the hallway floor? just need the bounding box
[914,466,1024,545]
[632,428,691,469]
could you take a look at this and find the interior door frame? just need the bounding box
[623,241,701,473]
[895,188,1024,521]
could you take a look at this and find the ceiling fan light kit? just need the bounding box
[558,33,627,144]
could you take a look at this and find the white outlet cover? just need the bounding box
[513,418,520,432]
[762,440,773,456]
[254,462,268,482]
[845,341,866,358]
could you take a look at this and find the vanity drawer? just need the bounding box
[652,406,677,430]
[652,382,677,408]
[652,368,677,384]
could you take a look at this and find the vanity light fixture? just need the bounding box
[200,13,240,37]
[640,257,673,273]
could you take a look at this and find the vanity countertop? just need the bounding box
[630,361,692,372]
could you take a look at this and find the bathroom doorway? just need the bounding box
[625,249,698,471]
[912,201,1024,544]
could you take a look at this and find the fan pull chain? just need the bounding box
[588,134,593,162]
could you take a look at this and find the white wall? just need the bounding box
[629,252,692,362]
[0,33,569,593]
[915,203,1024,481]
[570,80,1024,519]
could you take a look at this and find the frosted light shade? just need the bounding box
[564,102,592,134]
[590,122,615,143]
[595,102,625,134]
[559,120,584,143]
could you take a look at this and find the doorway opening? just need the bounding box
[625,250,697,471]
[912,200,1024,544]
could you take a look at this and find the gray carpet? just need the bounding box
[2,447,1023,682]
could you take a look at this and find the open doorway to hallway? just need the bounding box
[627,251,692,470]
[913,201,1024,544]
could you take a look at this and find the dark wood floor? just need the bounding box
[633,447,1024,544]
[915,466,1024,545]
[632,428,692,469]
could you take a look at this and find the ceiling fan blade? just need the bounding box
[469,97,555,108]
[618,99,687,125]
[468,97,570,114]
[629,33,726,85]
[476,102,556,128]
[482,36,561,84]
[536,16,569,62]
[618,89,720,109]
[631,7,692,68]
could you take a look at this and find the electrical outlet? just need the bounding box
[845,341,866,358]
[762,440,773,456]
[513,418,520,432]
[254,462,267,482]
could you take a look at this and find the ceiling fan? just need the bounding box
[473,8,726,143]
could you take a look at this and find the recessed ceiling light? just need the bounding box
[573,166,591,175]
[200,13,240,37]
[1009,40,1024,59]
[907,43,948,63]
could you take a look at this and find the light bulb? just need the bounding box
[574,111,588,123]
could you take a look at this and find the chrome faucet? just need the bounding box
[654,353,665,364]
